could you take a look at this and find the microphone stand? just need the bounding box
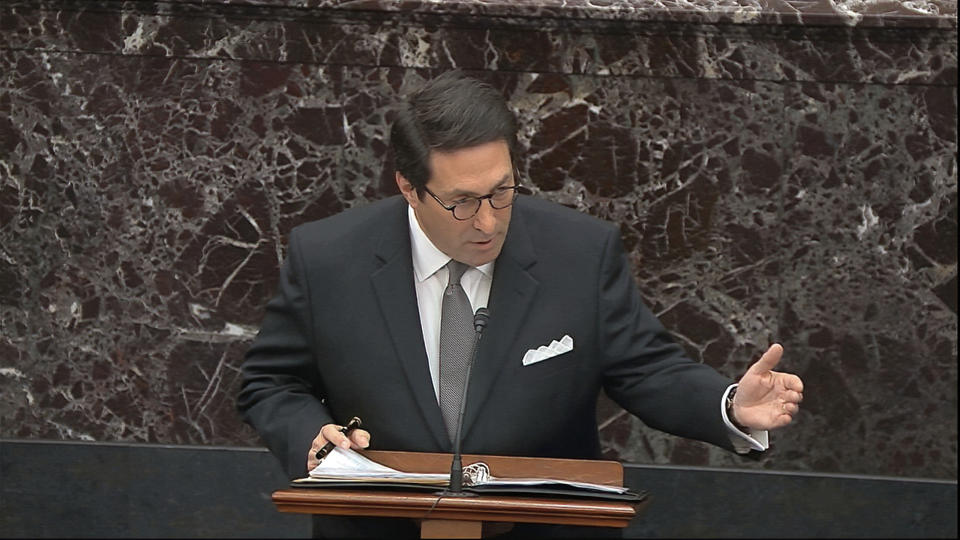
[437,307,490,497]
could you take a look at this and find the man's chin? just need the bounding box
[462,242,501,266]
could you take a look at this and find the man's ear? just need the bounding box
[396,172,419,207]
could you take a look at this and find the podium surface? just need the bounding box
[272,450,647,538]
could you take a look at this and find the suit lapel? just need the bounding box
[461,203,539,443]
[370,198,450,451]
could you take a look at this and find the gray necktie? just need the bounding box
[438,260,475,442]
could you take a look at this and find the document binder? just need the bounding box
[291,447,647,503]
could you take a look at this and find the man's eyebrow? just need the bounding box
[448,172,514,198]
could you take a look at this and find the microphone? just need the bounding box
[443,307,490,496]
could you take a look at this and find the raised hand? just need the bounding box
[731,344,804,430]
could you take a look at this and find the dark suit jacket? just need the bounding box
[238,194,737,484]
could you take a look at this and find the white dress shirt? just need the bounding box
[406,205,767,453]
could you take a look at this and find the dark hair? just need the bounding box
[391,71,518,193]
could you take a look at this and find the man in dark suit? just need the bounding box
[237,71,804,537]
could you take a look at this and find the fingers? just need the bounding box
[779,379,803,418]
[349,429,371,449]
[759,401,799,430]
[321,424,353,450]
[320,424,372,449]
[785,373,804,394]
[306,430,327,471]
[778,393,801,421]
[746,343,783,376]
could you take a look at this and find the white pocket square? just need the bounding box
[522,334,574,366]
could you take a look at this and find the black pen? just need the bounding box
[314,416,362,461]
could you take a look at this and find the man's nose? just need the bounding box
[473,201,497,233]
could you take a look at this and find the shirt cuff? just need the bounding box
[721,384,769,453]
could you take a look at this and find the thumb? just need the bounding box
[746,343,783,376]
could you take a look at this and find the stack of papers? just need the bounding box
[300,446,449,485]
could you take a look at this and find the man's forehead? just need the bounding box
[426,141,514,195]
[439,171,514,197]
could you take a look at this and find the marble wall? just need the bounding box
[1,0,956,480]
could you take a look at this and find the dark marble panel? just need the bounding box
[554,75,794,471]
[0,0,956,484]
[774,81,958,478]
[0,53,399,445]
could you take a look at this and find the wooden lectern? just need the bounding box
[272,450,647,539]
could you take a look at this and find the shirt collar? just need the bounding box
[407,205,494,282]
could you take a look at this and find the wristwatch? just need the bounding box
[726,386,749,432]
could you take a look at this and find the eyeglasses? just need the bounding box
[423,183,520,221]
